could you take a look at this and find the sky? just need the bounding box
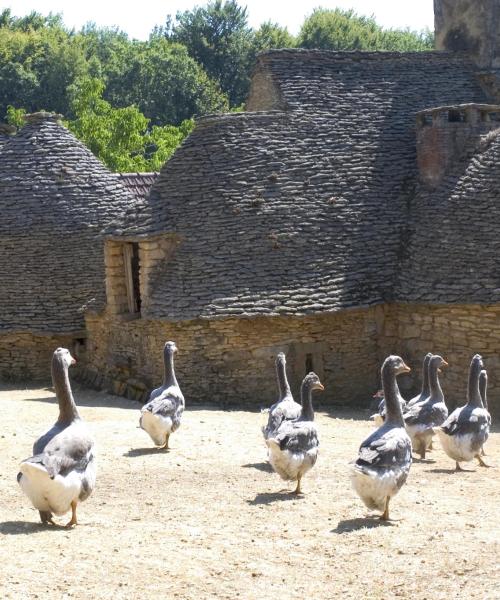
[4,1,435,39]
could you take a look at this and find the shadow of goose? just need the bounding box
[124,447,168,457]
[427,467,474,474]
[0,521,67,535]
[241,462,273,473]
[332,517,395,534]
[247,492,300,505]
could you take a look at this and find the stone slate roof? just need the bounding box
[0,123,15,151]
[399,128,500,303]
[0,113,137,333]
[116,172,159,202]
[111,50,489,322]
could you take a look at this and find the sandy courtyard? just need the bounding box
[0,385,498,599]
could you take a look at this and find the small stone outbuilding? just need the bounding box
[0,113,140,379]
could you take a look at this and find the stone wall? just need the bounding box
[383,303,500,414]
[82,302,499,416]
[0,331,83,382]
[82,307,385,408]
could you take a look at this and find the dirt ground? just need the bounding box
[0,385,498,600]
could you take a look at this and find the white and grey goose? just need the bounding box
[437,354,490,471]
[479,369,491,456]
[404,354,448,459]
[266,372,324,495]
[140,341,184,450]
[351,355,412,521]
[262,352,301,440]
[17,348,96,527]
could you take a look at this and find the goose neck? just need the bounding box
[52,360,79,424]
[421,355,431,398]
[382,364,404,426]
[467,360,482,408]
[479,373,488,410]
[428,361,444,402]
[163,349,178,387]
[300,381,315,422]
[276,356,291,400]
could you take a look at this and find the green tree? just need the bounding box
[109,38,228,126]
[252,21,296,54]
[66,77,193,172]
[298,8,433,52]
[165,0,254,107]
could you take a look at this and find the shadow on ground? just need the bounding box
[332,517,395,534]
[124,447,167,457]
[247,491,300,505]
[0,521,68,535]
[241,462,273,473]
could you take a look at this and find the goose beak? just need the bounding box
[71,358,77,365]
[442,360,449,367]
[402,363,411,373]
[316,383,325,391]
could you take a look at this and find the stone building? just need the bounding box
[0,112,148,379]
[3,1,500,414]
[78,1,500,413]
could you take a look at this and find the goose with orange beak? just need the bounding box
[351,355,412,520]
[17,347,96,527]
[404,354,449,459]
[266,372,324,495]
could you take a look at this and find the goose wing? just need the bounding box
[265,397,301,435]
[143,387,184,419]
[356,427,411,470]
[273,421,319,453]
[441,406,488,437]
[404,401,446,428]
[23,426,94,479]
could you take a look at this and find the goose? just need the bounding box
[351,355,412,521]
[371,379,406,427]
[262,352,301,440]
[479,369,491,456]
[266,372,324,495]
[405,352,433,411]
[404,354,448,459]
[140,341,184,449]
[17,348,96,527]
[437,354,490,471]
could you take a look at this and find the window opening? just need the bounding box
[123,242,141,314]
[305,353,314,375]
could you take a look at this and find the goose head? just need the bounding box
[430,354,448,373]
[53,347,76,369]
[385,355,411,376]
[302,372,325,392]
[163,341,178,357]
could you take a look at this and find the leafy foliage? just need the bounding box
[165,0,254,107]
[66,77,193,172]
[0,4,433,172]
[298,8,433,52]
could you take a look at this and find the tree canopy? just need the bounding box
[0,4,433,172]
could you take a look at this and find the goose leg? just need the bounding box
[161,434,170,450]
[455,461,472,472]
[65,501,78,528]
[39,510,55,525]
[293,476,302,495]
[481,447,486,457]
[380,497,390,521]
[476,455,490,468]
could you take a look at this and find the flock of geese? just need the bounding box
[16,343,492,527]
